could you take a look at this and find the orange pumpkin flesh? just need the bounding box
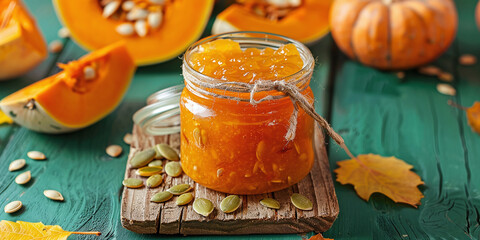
[0,0,47,80]
[212,0,332,44]
[53,0,214,66]
[330,0,458,70]
[0,42,136,133]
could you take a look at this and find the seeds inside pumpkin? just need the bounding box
[44,190,64,201]
[146,174,163,188]
[165,161,182,177]
[151,191,173,203]
[116,23,134,36]
[15,171,31,185]
[220,195,242,213]
[130,149,156,168]
[167,183,192,195]
[4,201,22,214]
[176,192,194,206]
[290,193,313,211]
[9,159,26,172]
[106,145,122,157]
[122,178,144,188]
[136,166,163,177]
[193,198,214,217]
[83,66,96,80]
[27,151,46,160]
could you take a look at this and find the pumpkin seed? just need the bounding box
[57,27,70,38]
[148,12,162,29]
[167,183,191,195]
[438,72,454,83]
[437,83,456,96]
[134,20,148,37]
[216,168,224,178]
[459,54,477,65]
[193,198,214,217]
[176,193,194,206]
[15,171,31,185]
[149,0,165,4]
[106,145,122,157]
[27,151,46,160]
[165,161,182,177]
[396,71,405,79]
[151,191,173,203]
[116,23,134,36]
[220,195,242,213]
[83,66,96,80]
[43,190,64,201]
[122,1,135,11]
[103,1,120,18]
[146,174,163,188]
[148,160,163,167]
[290,193,313,211]
[9,159,26,172]
[48,40,63,53]
[127,8,149,21]
[123,133,133,145]
[260,198,280,209]
[154,144,179,161]
[130,149,156,168]
[419,65,441,76]
[122,178,144,188]
[136,166,163,177]
[4,201,22,214]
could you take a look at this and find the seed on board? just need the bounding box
[43,190,64,201]
[396,71,405,79]
[438,72,454,82]
[148,160,163,167]
[418,65,442,76]
[193,198,214,217]
[122,178,144,188]
[4,201,22,214]
[136,166,163,177]
[123,133,133,145]
[167,183,192,195]
[290,193,313,211]
[48,40,63,53]
[176,192,194,206]
[165,161,182,177]
[122,0,135,11]
[154,144,179,161]
[28,151,46,160]
[260,198,280,209]
[127,8,149,21]
[220,195,242,213]
[146,174,163,188]
[151,191,173,203]
[106,145,122,157]
[459,54,477,66]
[148,11,162,29]
[134,20,148,37]
[15,171,31,185]
[130,148,156,168]
[83,66,96,80]
[116,23,134,36]
[437,83,456,96]
[102,1,120,18]
[57,27,70,38]
[9,159,26,172]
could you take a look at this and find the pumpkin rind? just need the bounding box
[0,0,47,80]
[212,0,332,44]
[0,42,136,133]
[330,0,458,70]
[52,0,214,66]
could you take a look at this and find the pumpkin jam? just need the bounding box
[181,38,315,194]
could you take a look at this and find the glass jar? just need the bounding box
[180,32,315,195]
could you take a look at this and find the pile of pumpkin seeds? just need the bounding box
[3,150,66,214]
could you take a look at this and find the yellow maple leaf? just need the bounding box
[334,154,424,207]
[0,110,13,125]
[0,220,100,239]
[466,101,480,134]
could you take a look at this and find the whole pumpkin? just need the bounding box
[330,0,458,70]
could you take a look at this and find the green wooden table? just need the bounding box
[1,1,480,239]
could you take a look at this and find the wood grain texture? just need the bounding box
[121,125,339,235]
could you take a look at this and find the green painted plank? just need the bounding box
[324,0,480,239]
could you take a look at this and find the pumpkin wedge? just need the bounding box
[0,0,47,80]
[0,42,136,133]
[53,0,214,66]
[212,0,332,44]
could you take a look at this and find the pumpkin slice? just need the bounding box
[212,0,332,44]
[53,0,214,66]
[0,0,47,80]
[0,42,136,133]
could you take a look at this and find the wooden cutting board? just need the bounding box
[121,125,339,235]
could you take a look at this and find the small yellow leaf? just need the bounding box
[466,101,480,134]
[0,220,100,239]
[0,110,13,125]
[334,154,424,207]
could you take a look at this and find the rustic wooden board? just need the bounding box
[121,125,339,235]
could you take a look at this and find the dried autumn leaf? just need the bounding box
[307,233,334,240]
[334,154,424,207]
[0,220,100,239]
[0,110,13,125]
[466,101,480,134]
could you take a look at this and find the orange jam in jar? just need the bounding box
[181,32,315,195]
